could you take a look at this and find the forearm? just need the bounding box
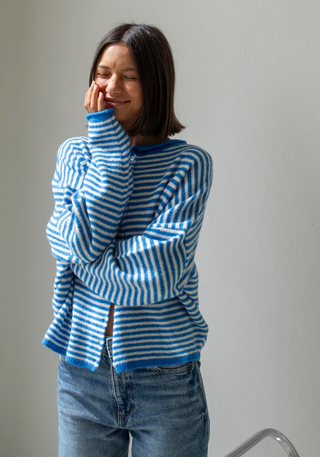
[71,233,187,306]
[47,109,133,263]
[71,209,206,306]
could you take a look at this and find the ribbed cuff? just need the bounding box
[85,108,115,123]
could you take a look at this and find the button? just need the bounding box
[130,153,136,163]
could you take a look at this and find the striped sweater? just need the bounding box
[42,108,213,373]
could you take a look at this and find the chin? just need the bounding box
[116,113,139,133]
[118,119,133,133]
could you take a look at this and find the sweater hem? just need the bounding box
[42,338,100,371]
[113,352,201,374]
[42,337,202,374]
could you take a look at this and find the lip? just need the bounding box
[105,98,129,107]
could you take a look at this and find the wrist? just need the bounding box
[86,108,115,124]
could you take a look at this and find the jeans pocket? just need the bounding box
[153,361,195,375]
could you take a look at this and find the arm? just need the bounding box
[46,109,133,264]
[71,147,213,306]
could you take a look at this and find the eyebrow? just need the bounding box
[97,65,137,71]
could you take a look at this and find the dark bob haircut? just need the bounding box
[89,23,184,138]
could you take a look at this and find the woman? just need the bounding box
[43,23,212,457]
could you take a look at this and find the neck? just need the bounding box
[129,134,169,147]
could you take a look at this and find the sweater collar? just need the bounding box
[131,139,187,155]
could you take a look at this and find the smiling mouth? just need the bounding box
[105,99,129,106]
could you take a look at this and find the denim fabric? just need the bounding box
[57,338,210,457]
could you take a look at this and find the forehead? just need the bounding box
[98,43,135,67]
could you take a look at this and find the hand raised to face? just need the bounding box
[84,81,107,113]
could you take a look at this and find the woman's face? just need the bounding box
[95,44,143,130]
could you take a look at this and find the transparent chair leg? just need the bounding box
[224,428,300,457]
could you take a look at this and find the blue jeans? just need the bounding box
[57,338,210,457]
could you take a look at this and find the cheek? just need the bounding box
[95,79,107,91]
[126,83,142,106]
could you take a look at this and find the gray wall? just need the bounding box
[1,1,319,456]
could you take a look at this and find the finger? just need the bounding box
[90,83,99,113]
[97,92,106,112]
[84,81,95,113]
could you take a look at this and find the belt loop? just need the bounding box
[105,336,113,358]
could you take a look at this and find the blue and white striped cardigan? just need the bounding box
[42,109,213,373]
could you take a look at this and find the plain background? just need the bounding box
[1,1,319,456]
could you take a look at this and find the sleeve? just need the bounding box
[46,109,133,264]
[71,148,213,306]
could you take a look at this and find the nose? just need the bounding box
[107,74,121,96]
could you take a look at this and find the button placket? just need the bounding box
[130,152,136,164]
